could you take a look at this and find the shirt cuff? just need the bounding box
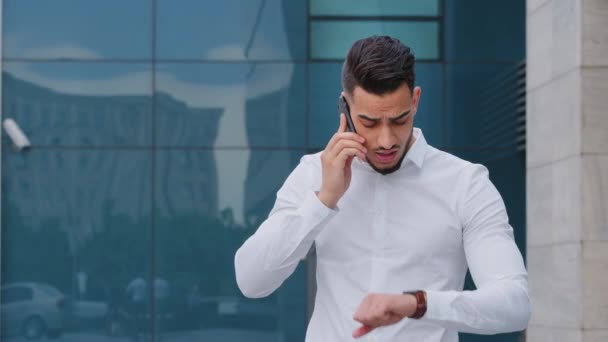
[301,190,339,224]
[423,290,459,321]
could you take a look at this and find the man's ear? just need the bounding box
[413,86,422,112]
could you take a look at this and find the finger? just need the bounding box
[324,114,346,153]
[325,131,365,154]
[326,138,367,162]
[338,112,346,133]
[336,147,367,166]
[332,139,367,156]
[353,325,374,338]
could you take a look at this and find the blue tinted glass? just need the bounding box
[308,63,443,148]
[1,149,153,339]
[414,63,443,146]
[308,63,342,148]
[3,0,152,59]
[157,0,307,61]
[311,21,439,60]
[155,149,307,341]
[2,62,152,146]
[444,0,525,61]
[446,63,520,148]
[310,0,440,16]
[155,63,306,148]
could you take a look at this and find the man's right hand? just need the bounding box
[317,113,367,209]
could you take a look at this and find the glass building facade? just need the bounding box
[0,1,525,341]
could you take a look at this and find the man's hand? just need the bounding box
[352,293,417,338]
[317,113,367,209]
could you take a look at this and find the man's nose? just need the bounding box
[377,126,396,149]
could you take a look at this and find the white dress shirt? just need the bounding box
[235,128,530,342]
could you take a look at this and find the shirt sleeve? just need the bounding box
[421,164,531,334]
[234,156,338,298]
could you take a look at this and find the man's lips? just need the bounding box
[374,150,398,163]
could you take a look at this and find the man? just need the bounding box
[235,36,530,341]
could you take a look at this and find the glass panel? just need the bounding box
[2,62,152,146]
[308,63,443,148]
[157,0,307,61]
[310,0,440,16]
[1,149,152,341]
[307,63,343,149]
[310,20,440,60]
[413,63,443,146]
[3,0,152,59]
[445,0,525,61]
[445,63,518,148]
[154,149,307,341]
[155,63,306,148]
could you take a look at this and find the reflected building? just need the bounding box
[1,72,222,253]
[243,0,304,228]
[155,92,222,219]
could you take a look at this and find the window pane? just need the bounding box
[446,63,521,148]
[2,62,152,146]
[310,0,440,16]
[444,0,524,61]
[1,149,153,337]
[155,63,306,148]
[157,0,307,61]
[311,21,439,60]
[3,0,152,59]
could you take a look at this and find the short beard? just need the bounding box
[368,128,414,176]
[368,149,408,175]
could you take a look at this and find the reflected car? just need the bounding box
[0,282,70,339]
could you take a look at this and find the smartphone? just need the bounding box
[338,96,357,133]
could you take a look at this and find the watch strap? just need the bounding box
[403,290,427,319]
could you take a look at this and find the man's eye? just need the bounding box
[361,120,376,128]
[394,120,407,125]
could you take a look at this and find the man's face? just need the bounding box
[344,84,421,175]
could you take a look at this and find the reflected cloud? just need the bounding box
[205,44,246,60]
[3,32,105,59]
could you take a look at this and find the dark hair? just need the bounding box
[341,35,416,96]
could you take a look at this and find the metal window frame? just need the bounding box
[0,0,4,335]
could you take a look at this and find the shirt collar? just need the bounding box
[405,128,428,169]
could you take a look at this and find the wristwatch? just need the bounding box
[403,290,427,319]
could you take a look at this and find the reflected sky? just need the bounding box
[157,0,306,60]
[3,0,152,59]
[3,0,306,61]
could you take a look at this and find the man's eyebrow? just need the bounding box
[357,114,380,122]
[357,110,411,122]
[389,110,411,121]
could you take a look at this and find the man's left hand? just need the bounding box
[352,293,417,338]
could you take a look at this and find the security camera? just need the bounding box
[3,118,31,150]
